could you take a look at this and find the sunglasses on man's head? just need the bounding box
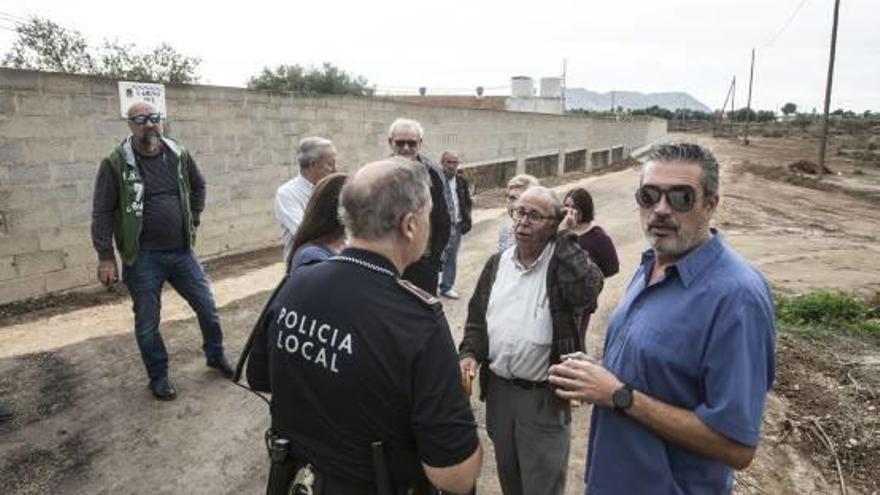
[128,113,162,126]
[393,139,419,149]
[635,185,697,212]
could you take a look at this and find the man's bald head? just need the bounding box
[126,102,163,155]
[339,158,431,241]
[127,101,159,118]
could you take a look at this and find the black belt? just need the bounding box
[493,372,549,390]
[316,473,374,495]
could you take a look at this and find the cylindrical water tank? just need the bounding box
[539,77,562,98]
[511,76,534,98]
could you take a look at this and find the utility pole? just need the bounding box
[681,97,686,130]
[730,77,736,138]
[744,49,756,145]
[818,0,842,177]
[562,58,567,113]
[716,77,735,136]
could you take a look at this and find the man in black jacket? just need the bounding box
[387,118,452,295]
[438,151,473,299]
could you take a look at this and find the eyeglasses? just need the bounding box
[393,139,419,149]
[635,185,697,212]
[128,113,162,126]
[511,207,558,223]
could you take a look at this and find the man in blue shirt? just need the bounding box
[549,142,775,494]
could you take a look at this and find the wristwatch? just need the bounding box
[612,384,634,414]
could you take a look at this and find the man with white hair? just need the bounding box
[387,118,453,295]
[459,186,604,495]
[274,137,338,263]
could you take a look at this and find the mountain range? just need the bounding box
[565,88,711,112]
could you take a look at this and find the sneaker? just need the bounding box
[148,376,177,401]
[440,289,460,300]
[206,355,235,379]
[0,404,14,422]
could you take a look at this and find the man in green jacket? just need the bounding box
[91,102,233,401]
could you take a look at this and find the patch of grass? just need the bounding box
[776,290,879,337]
[854,319,880,335]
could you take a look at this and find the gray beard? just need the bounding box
[139,133,160,151]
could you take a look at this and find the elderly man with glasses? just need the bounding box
[91,102,234,401]
[459,186,604,495]
[387,118,453,295]
[549,143,776,495]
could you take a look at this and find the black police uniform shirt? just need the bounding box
[267,248,479,486]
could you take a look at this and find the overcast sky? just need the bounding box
[1,0,877,112]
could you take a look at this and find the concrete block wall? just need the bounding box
[0,69,666,303]
[564,150,587,173]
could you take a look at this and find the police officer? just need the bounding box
[263,158,482,494]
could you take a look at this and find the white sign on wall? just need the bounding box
[118,81,167,118]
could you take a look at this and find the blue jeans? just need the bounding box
[440,224,462,292]
[123,248,225,380]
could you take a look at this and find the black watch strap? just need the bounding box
[612,383,634,414]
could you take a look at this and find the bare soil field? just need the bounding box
[1,132,878,494]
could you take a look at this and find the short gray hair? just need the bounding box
[339,158,431,241]
[440,150,460,163]
[297,137,334,168]
[507,174,540,191]
[645,142,720,200]
[388,118,424,139]
[522,186,563,219]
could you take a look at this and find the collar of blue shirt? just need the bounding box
[639,228,725,288]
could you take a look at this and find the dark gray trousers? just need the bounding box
[486,373,571,495]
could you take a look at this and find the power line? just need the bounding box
[375,84,508,92]
[764,0,810,47]
[0,10,26,20]
[0,12,26,24]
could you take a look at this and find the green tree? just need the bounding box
[781,102,797,116]
[631,105,674,120]
[2,17,95,73]
[99,41,200,84]
[247,62,374,96]
[731,107,757,122]
[756,110,777,122]
[2,16,201,84]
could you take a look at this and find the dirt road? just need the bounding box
[2,133,879,494]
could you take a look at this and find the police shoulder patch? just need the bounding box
[396,279,443,310]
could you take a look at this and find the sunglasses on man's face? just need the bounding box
[129,113,162,126]
[393,139,419,149]
[635,184,697,212]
